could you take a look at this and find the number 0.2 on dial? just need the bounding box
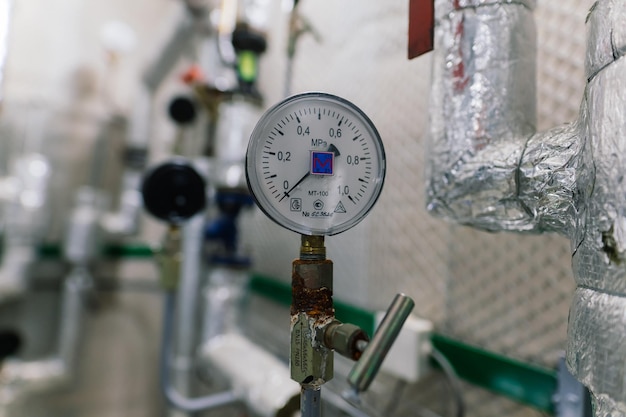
[246,92,386,236]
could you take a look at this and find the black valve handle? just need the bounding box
[141,159,206,224]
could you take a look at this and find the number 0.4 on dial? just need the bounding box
[246,92,386,236]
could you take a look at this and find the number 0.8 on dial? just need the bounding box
[246,92,386,236]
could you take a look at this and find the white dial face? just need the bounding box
[246,92,385,236]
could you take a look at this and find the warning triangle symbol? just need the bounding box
[334,201,347,213]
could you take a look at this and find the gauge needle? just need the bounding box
[280,172,310,202]
[279,144,340,202]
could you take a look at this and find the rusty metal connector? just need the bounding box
[158,226,182,291]
[300,235,326,260]
[290,236,334,387]
[291,260,333,317]
[319,320,369,361]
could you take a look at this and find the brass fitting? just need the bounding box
[300,235,326,260]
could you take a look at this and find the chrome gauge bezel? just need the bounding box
[246,92,386,236]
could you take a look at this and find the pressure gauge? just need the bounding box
[246,92,385,236]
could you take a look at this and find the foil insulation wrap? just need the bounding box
[585,0,626,81]
[567,288,626,417]
[428,0,626,414]
[567,8,626,411]
[573,55,626,295]
[434,0,536,20]
[428,3,548,232]
[518,119,588,239]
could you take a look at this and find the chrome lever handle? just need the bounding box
[347,293,415,393]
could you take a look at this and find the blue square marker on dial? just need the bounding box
[311,151,334,175]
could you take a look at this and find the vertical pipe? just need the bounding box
[57,267,89,370]
[142,10,198,92]
[428,1,539,231]
[161,292,238,412]
[170,214,205,416]
[201,266,248,342]
[301,386,321,417]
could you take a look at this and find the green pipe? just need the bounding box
[431,334,556,413]
[37,243,155,259]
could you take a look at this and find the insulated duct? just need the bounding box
[426,0,626,415]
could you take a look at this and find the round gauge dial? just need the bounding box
[246,92,385,236]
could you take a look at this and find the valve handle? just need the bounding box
[168,96,197,126]
[141,159,207,224]
[347,293,415,393]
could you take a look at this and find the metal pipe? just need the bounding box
[171,214,205,402]
[143,9,200,92]
[101,82,149,237]
[200,333,301,417]
[216,0,237,66]
[198,264,300,417]
[57,268,90,368]
[0,246,35,302]
[301,386,321,417]
[323,388,372,417]
[160,291,239,412]
[0,154,51,301]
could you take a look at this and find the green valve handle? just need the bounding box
[347,293,415,393]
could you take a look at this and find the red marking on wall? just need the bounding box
[408,0,434,59]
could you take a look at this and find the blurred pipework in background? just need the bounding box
[0,1,624,417]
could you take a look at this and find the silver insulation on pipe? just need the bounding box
[429,0,589,236]
[568,3,626,413]
[428,2,540,232]
[427,0,626,415]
